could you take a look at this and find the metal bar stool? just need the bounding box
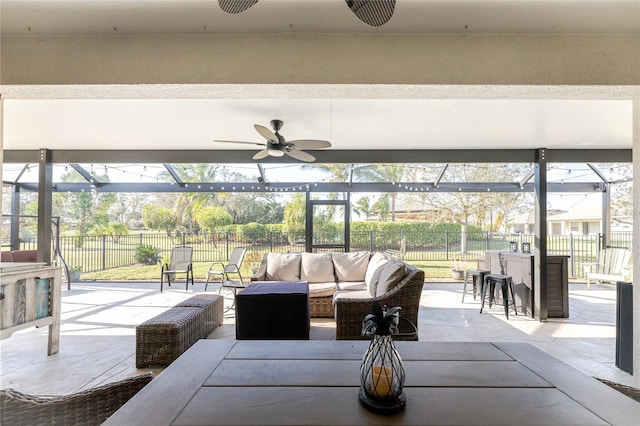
[462,269,490,302]
[480,253,517,319]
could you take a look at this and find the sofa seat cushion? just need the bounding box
[376,261,407,296]
[309,282,338,298]
[266,253,302,281]
[301,253,336,283]
[332,289,372,306]
[332,251,370,282]
[338,281,367,292]
[365,252,389,296]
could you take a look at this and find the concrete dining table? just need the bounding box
[105,340,640,425]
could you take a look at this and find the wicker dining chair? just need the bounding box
[0,373,153,426]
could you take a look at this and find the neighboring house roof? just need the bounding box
[511,209,566,225]
[547,208,602,221]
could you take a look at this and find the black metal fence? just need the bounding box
[15,230,632,279]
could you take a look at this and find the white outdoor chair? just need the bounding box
[160,247,194,292]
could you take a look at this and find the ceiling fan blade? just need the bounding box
[219,0,258,14]
[285,149,316,162]
[215,139,266,147]
[252,149,271,160]
[254,125,278,143]
[288,139,331,149]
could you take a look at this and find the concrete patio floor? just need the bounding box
[0,280,634,397]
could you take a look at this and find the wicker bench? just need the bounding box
[136,295,223,367]
[175,294,224,338]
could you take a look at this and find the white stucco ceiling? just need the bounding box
[2,0,638,36]
[2,93,633,151]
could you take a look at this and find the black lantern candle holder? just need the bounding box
[359,302,406,415]
[510,241,518,252]
[522,242,531,253]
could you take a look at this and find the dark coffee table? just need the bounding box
[235,281,310,340]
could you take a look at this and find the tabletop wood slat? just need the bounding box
[106,340,640,426]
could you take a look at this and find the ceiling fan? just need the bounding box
[215,119,331,162]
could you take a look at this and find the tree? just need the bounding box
[52,170,116,236]
[142,204,177,235]
[194,206,233,232]
[92,222,130,243]
[108,193,149,229]
[169,164,223,231]
[354,164,407,221]
[283,193,306,233]
[353,196,377,220]
[408,164,530,254]
[217,192,284,224]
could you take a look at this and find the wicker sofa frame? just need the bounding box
[0,373,153,426]
[335,263,425,340]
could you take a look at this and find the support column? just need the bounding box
[632,99,640,387]
[534,148,548,322]
[0,97,3,213]
[11,186,21,250]
[601,184,611,247]
[37,148,53,264]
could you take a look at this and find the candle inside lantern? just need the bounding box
[371,365,392,397]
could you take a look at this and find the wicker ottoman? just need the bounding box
[175,294,224,338]
[136,307,204,368]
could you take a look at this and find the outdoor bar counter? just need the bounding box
[481,250,569,318]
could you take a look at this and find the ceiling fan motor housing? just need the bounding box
[270,119,284,132]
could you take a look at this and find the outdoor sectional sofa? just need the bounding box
[251,251,425,340]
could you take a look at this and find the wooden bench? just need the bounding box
[583,247,630,289]
[136,295,223,367]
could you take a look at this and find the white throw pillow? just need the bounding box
[265,253,302,281]
[332,251,371,282]
[376,261,406,296]
[301,253,336,283]
[365,252,389,296]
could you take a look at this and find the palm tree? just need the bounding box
[171,164,222,231]
[354,164,407,222]
[353,196,377,220]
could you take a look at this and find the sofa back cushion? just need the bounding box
[365,252,389,296]
[266,253,302,281]
[332,251,370,282]
[376,260,407,296]
[301,253,336,283]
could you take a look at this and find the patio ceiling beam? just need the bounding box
[587,163,609,182]
[163,164,185,187]
[3,148,633,165]
[15,181,603,194]
[433,164,449,188]
[70,163,103,187]
[519,168,535,189]
[13,164,30,183]
[256,164,268,186]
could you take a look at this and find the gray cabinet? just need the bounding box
[483,250,569,318]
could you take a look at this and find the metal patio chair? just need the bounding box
[160,247,194,292]
[205,247,247,311]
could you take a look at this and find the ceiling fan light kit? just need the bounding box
[215,119,331,163]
